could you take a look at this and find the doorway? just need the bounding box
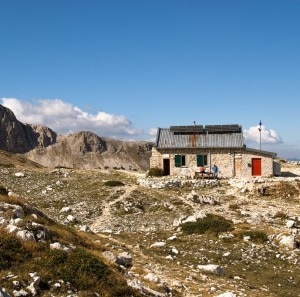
[163,159,170,175]
[252,158,262,176]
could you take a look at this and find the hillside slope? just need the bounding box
[1,154,300,297]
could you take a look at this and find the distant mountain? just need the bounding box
[0,104,57,153]
[0,104,153,171]
[287,158,300,162]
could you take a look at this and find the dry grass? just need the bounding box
[1,159,300,297]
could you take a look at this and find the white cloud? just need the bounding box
[1,97,144,140]
[243,124,283,145]
[148,127,158,138]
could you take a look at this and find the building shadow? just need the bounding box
[280,171,299,177]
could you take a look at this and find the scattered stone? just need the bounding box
[150,241,166,248]
[197,264,225,276]
[116,252,132,267]
[167,235,177,241]
[277,234,297,249]
[102,251,116,263]
[16,230,35,241]
[144,272,160,283]
[14,172,25,178]
[50,242,72,252]
[286,220,295,228]
[60,207,72,213]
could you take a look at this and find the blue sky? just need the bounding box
[1,0,300,159]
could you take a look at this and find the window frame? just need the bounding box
[197,154,208,167]
[175,154,186,167]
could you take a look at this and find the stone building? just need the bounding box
[150,124,280,178]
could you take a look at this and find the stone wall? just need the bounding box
[149,148,161,169]
[150,147,275,178]
[241,151,274,178]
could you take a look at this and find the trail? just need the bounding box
[90,184,138,233]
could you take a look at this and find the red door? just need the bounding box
[252,158,261,176]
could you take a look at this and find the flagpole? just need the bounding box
[258,120,262,150]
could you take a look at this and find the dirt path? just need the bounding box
[90,184,138,233]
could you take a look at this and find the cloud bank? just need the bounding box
[243,125,283,145]
[1,97,149,140]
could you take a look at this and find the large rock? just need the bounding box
[197,264,225,275]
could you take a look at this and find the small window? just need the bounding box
[197,154,208,166]
[175,155,186,167]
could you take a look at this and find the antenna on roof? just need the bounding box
[193,121,196,126]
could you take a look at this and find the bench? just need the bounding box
[194,171,214,179]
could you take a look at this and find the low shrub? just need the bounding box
[104,180,125,187]
[0,185,8,195]
[148,167,165,177]
[237,230,269,243]
[273,211,288,220]
[0,230,32,269]
[0,163,14,168]
[228,203,240,210]
[41,248,109,289]
[181,214,234,235]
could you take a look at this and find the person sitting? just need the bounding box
[199,166,205,173]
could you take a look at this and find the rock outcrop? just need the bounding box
[0,105,57,153]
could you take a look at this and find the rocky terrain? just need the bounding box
[1,151,300,297]
[0,104,153,171]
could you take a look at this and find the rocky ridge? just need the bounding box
[0,104,152,171]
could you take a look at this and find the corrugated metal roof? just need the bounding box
[155,128,244,148]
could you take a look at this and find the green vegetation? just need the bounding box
[0,163,14,168]
[104,180,125,187]
[181,214,234,235]
[0,186,8,195]
[273,211,288,220]
[0,194,142,296]
[41,248,109,289]
[1,154,300,297]
[148,167,165,177]
[236,230,269,243]
[0,230,32,269]
[0,228,142,296]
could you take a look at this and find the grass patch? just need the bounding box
[104,180,125,187]
[148,167,165,177]
[181,214,234,235]
[0,229,32,269]
[0,163,14,168]
[228,203,240,210]
[41,248,109,289]
[236,230,269,243]
[273,211,288,220]
[0,228,143,296]
[0,194,26,208]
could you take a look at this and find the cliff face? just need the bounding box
[0,105,57,153]
[0,104,152,171]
